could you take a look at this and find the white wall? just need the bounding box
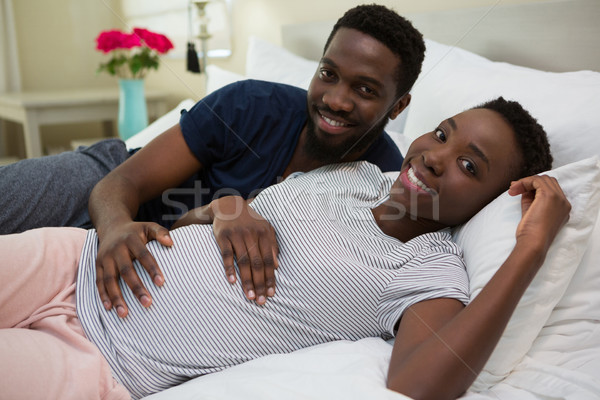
[6,0,546,155]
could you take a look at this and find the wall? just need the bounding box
[145,0,548,101]
[6,0,546,156]
[5,0,123,157]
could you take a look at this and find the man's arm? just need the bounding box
[387,175,571,399]
[89,124,202,318]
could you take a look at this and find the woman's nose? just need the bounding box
[423,148,446,176]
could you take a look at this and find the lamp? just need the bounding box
[189,0,231,72]
[192,1,212,71]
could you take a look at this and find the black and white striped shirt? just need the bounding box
[76,161,469,399]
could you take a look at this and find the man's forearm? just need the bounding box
[89,172,141,234]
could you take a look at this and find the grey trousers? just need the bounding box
[0,139,130,234]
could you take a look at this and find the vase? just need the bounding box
[118,78,149,141]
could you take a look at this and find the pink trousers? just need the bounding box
[0,227,131,400]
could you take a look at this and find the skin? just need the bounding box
[373,108,524,240]
[89,27,410,317]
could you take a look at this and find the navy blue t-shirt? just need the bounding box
[138,80,404,227]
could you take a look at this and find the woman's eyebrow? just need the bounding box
[447,117,457,130]
[469,143,490,171]
[447,116,490,171]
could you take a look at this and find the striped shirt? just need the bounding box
[76,161,469,399]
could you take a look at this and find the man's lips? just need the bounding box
[317,111,354,133]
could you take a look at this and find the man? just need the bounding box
[0,5,425,315]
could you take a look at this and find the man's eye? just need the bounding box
[434,129,446,142]
[358,86,375,96]
[319,69,335,80]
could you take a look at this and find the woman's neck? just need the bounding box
[371,201,446,242]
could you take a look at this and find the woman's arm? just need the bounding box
[172,196,280,305]
[387,175,571,399]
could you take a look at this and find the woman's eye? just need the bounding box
[434,129,446,142]
[461,159,476,175]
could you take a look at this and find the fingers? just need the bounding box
[96,222,170,318]
[508,174,571,251]
[149,224,174,248]
[508,174,562,196]
[142,225,169,286]
[260,231,278,298]
[216,226,279,306]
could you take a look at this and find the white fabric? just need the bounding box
[453,157,600,391]
[124,99,196,149]
[144,338,409,400]
[405,39,600,168]
[205,64,245,95]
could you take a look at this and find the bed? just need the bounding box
[136,1,600,398]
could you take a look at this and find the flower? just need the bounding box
[95,28,174,79]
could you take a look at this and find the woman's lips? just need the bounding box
[400,166,435,194]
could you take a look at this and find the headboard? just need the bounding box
[281,0,600,73]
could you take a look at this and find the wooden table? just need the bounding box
[0,88,168,158]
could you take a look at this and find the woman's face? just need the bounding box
[391,108,523,227]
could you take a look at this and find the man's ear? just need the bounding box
[388,94,411,120]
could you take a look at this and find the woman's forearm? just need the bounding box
[388,240,546,400]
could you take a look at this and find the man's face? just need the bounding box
[305,28,408,163]
[391,108,523,227]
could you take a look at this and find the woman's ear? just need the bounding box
[389,94,411,120]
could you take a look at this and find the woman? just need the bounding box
[0,98,570,400]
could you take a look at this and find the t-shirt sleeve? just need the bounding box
[376,235,470,336]
[178,80,307,171]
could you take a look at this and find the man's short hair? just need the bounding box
[324,4,425,100]
[474,97,553,178]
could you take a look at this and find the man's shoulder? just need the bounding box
[360,131,404,172]
[219,79,307,98]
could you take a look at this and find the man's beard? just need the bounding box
[304,109,390,164]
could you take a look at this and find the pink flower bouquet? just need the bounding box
[95,28,174,79]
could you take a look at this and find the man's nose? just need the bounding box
[322,84,354,113]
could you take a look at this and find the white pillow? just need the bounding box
[205,64,246,95]
[405,39,600,168]
[144,338,409,400]
[245,36,318,90]
[125,99,196,150]
[245,36,409,134]
[452,157,600,391]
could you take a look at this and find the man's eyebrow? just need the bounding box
[320,57,384,89]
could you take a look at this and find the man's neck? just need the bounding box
[282,125,365,179]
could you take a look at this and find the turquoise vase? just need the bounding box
[118,78,149,140]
